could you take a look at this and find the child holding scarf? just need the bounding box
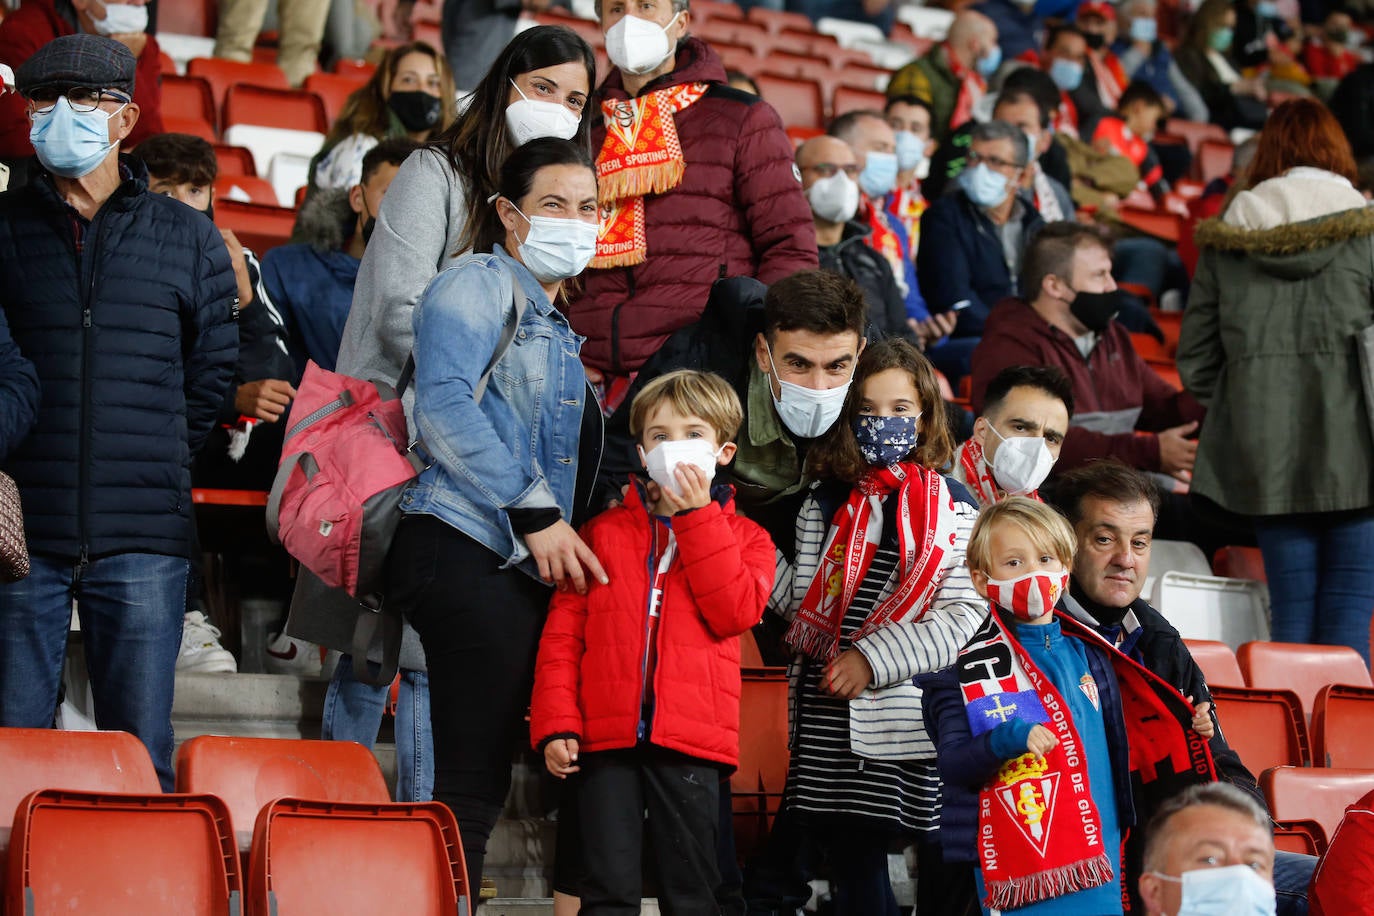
[767,338,985,916]
[922,498,1216,914]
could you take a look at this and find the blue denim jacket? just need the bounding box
[400,246,587,578]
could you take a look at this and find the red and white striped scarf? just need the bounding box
[785,463,958,661]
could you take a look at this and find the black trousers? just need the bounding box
[577,747,723,916]
[388,515,551,892]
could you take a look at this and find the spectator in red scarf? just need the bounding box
[1303,11,1363,82]
[886,9,1000,143]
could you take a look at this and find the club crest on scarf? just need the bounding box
[853,414,919,467]
[985,570,1069,621]
[992,753,1059,856]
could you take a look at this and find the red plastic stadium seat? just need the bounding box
[223,84,329,134]
[188,57,290,110]
[1163,117,1228,155]
[732,672,789,860]
[1182,639,1246,688]
[1311,684,1374,768]
[1116,206,1184,244]
[832,84,887,118]
[305,71,368,125]
[1238,641,1373,721]
[215,199,297,254]
[1263,766,1374,846]
[1212,545,1266,581]
[1274,819,1326,856]
[762,49,834,80]
[161,73,218,138]
[772,28,842,57]
[248,798,470,915]
[835,62,893,92]
[1208,685,1309,771]
[754,73,825,130]
[694,0,748,22]
[747,7,815,34]
[215,174,282,206]
[0,728,160,827]
[159,0,217,37]
[214,143,259,177]
[176,735,390,850]
[1194,138,1235,185]
[5,789,241,916]
[697,18,772,49]
[1130,331,1174,364]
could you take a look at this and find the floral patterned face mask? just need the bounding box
[852,414,921,467]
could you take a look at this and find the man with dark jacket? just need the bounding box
[567,0,816,396]
[0,35,237,790]
[0,0,164,177]
[1045,460,1317,916]
[918,120,1046,341]
[886,9,1000,142]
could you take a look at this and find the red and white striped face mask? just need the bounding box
[984,570,1070,621]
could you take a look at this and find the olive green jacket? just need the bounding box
[1179,205,1374,516]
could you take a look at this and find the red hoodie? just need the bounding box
[0,0,164,160]
[970,297,1205,473]
[529,482,775,769]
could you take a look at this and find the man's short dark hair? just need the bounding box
[827,109,883,143]
[359,137,420,186]
[884,94,934,120]
[1119,79,1166,114]
[764,270,867,341]
[1047,23,1086,50]
[995,86,1051,130]
[998,66,1062,128]
[1045,460,1161,526]
[133,132,217,188]
[1019,221,1112,305]
[983,366,1075,418]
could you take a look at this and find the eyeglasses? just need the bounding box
[27,87,131,115]
[968,151,1022,172]
[804,162,861,178]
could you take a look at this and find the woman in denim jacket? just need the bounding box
[386,138,605,892]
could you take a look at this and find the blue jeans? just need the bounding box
[321,655,434,802]
[0,552,188,790]
[1274,850,1316,916]
[1253,512,1374,664]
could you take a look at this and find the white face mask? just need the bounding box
[91,2,148,35]
[767,347,852,440]
[1151,864,1276,916]
[640,439,721,496]
[985,421,1055,495]
[505,79,581,146]
[805,171,859,224]
[510,204,599,282]
[606,11,682,76]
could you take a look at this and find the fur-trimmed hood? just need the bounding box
[1194,204,1374,279]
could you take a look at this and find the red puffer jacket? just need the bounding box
[529,482,775,768]
[0,0,165,159]
[566,38,817,374]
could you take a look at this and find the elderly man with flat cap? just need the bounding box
[0,33,238,790]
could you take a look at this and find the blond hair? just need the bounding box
[966,497,1077,575]
[629,370,743,445]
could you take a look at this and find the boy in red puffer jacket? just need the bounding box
[530,369,776,915]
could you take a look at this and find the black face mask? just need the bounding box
[1069,288,1120,332]
[387,91,442,133]
[1083,31,1106,50]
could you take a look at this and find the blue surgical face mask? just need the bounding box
[858,149,899,198]
[977,44,1003,77]
[1256,0,1279,18]
[1049,57,1084,91]
[29,97,125,178]
[853,414,921,467]
[1151,864,1276,916]
[894,130,927,173]
[1130,16,1158,42]
[959,161,1010,208]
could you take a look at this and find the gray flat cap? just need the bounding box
[16,33,136,98]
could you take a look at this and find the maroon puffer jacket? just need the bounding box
[566,38,818,374]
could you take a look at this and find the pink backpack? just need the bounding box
[267,273,522,681]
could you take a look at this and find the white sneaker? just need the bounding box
[177,610,237,674]
[264,632,323,677]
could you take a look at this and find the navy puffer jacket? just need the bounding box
[566,37,818,374]
[0,159,238,560]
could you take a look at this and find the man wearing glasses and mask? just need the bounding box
[0,34,237,792]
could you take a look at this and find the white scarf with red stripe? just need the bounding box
[785,463,958,661]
